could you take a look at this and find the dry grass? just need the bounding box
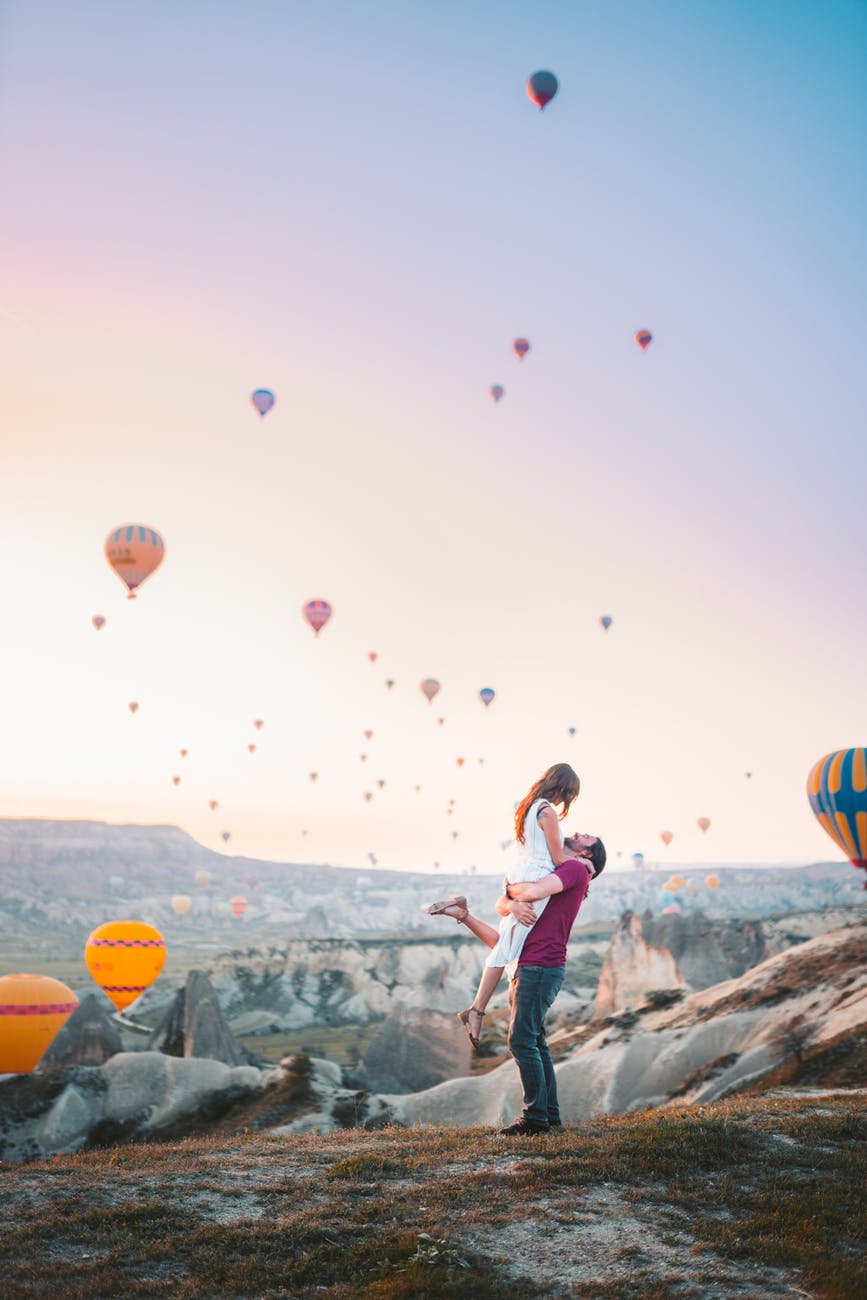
[1,1091,863,1297]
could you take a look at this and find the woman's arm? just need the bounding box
[495,892,537,924]
[538,804,573,865]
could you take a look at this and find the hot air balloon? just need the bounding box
[437,716,445,726]
[659,890,677,908]
[660,831,673,846]
[248,743,257,754]
[456,757,464,767]
[368,852,377,866]
[512,338,530,360]
[697,817,711,833]
[171,775,181,786]
[363,729,374,741]
[195,870,212,887]
[705,875,720,890]
[171,895,191,916]
[489,384,505,402]
[368,652,378,663]
[451,831,459,839]
[414,784,421,792]
[385,678,395,690]
[376,778,386,789]
[363,791,373,801]
[128,701,139,714]
[420,678,440,703]
[253,719,264,731]
[208,800,218,811]
[526,70,558,109]
[0,974,79,1073]
[309,771,319,782]
[661,903,681,915]
[568,726,577,737]
[221,831,231,843]
[251,389,275,417]
[746,771,752,780]
[360,753,368,762]
[634,330,653,351]
[807,748,867,883]
[179,748,188,758]
[600,615,613,632]
[105,525,165,599]
[92,615,106,631]
[85,921,166,1013]
[479,687,495,708]
[668,875,685,892]
[632,852,645,870]
[303,600,332,636]
[229,896,247,918]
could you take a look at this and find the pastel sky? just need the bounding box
[1,1,865,874]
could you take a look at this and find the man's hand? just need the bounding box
[509,899,537,926]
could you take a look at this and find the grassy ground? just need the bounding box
[1,1091,863,1298]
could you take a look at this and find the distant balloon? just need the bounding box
[0,974,78,1073]
[697,817,711,833]
[229,896,247,918]
[309,771,319,782]
[248,744,256,754]
[195,870,212,887]
[360,753,368,762]
[660,890,677,908]
[661,903,681,915]
[128,701,139,714]
[746,771,752,780]
[253,719,264,731]
[451,831,459,839]
[437,717,445,726]
[171,775,181,786]
[660,830,673,846]
[456,757,464,767]
[221,831,231,843]
[512,338,530,360]
[600,615,613,632]
[489,384,505,403]
[302,599,332,636]
[105,524,165,599]
[85,920,166,1013]
[705,875,720,890]
[171,895,191,916]
[807,748,867,883]
[92,615,106,631]
[420,678,441,703]
[526,70,559,110]
[251,389,275,417]
[634,330,653,351]
[385,678,395,690]
[668,875,685,892]
[479,687,495,708]
[414,785,421,792]
[377,778,386,789]
[632,852,645,870]
[208,800,218,811]
[301,828,308,836]
[568,726,577,737]
[368,652,378,663]
[363,730,374,741]
[363,791,373,801]
[368,852,377,866]
[179,748,188,758]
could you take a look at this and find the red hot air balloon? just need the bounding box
[368,652,378,663]
[420,678,440,703]
[526,70,559,110]
[489,385,504,402]
[303,600,332,636]
[634,330,653,351]
[456,757,465,767]
[512,338,530,360]
[105,525,165,599]
[230,896,248,918]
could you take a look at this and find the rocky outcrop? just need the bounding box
[40,994,123,1070]
[355,1009,472,1093]
[384,919,867,1129]
[147,970,256,1066]
[593,912,685,1018]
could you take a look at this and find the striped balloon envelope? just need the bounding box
[230,896,248,918]
[302,599,332,636]
[85,920,166,1013]
[807,748,867,881]
[0,974,79,1073]
[104,524,165,599]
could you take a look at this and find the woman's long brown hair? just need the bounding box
[514,763,580,843]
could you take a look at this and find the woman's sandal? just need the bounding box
[422,895,468,923]
[457,1006,484,1052]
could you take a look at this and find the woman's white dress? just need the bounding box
[484,797,559,977]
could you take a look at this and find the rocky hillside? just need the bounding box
[0,818,862,952]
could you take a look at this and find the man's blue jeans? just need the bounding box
[508,965,565,1126]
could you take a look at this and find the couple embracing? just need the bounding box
[425,762,605,1137]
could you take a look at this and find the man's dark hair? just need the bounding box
[588,837,607,878]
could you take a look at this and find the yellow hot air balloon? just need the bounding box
[171,895,192,916]
[705,875,720,890]
[85,920,166,1013]
[0,974,79,1073]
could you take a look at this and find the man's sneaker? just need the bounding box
[497,1117,549,1137]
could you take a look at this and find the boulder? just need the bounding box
[593,912,684,1018]
[148,970,256,1066]
[40,993,123,1070]
[356,1007,473,1093]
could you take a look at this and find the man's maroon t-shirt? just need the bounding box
[518,858,592,968]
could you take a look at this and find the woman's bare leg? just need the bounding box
[458,911,500,949]
[470,963,503,1013]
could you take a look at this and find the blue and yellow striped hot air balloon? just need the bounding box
[807,748,867,885]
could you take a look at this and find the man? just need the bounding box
[496,832,606,1136]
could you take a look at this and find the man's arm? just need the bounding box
[507,874,566,903]
[495,893,537,925]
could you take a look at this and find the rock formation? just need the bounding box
[147,970,257,1066]
[40,993,123,1070]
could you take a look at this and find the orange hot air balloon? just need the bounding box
[105,524,165,599]
[0,974,79,1073]
[171,895,192,916]
[668,875,685,892]
[179,748,188,758]
[697,817,711,833]
[456,757,465,767]
[248,743,257,754]
[195,870,212,887]
[128,701,139,714]
[705,875,720,890]
[420,678,440,703]
[92,615,106,631]
[660,831,673,846]
[85,920,166,1013]
[230,896,248,918]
